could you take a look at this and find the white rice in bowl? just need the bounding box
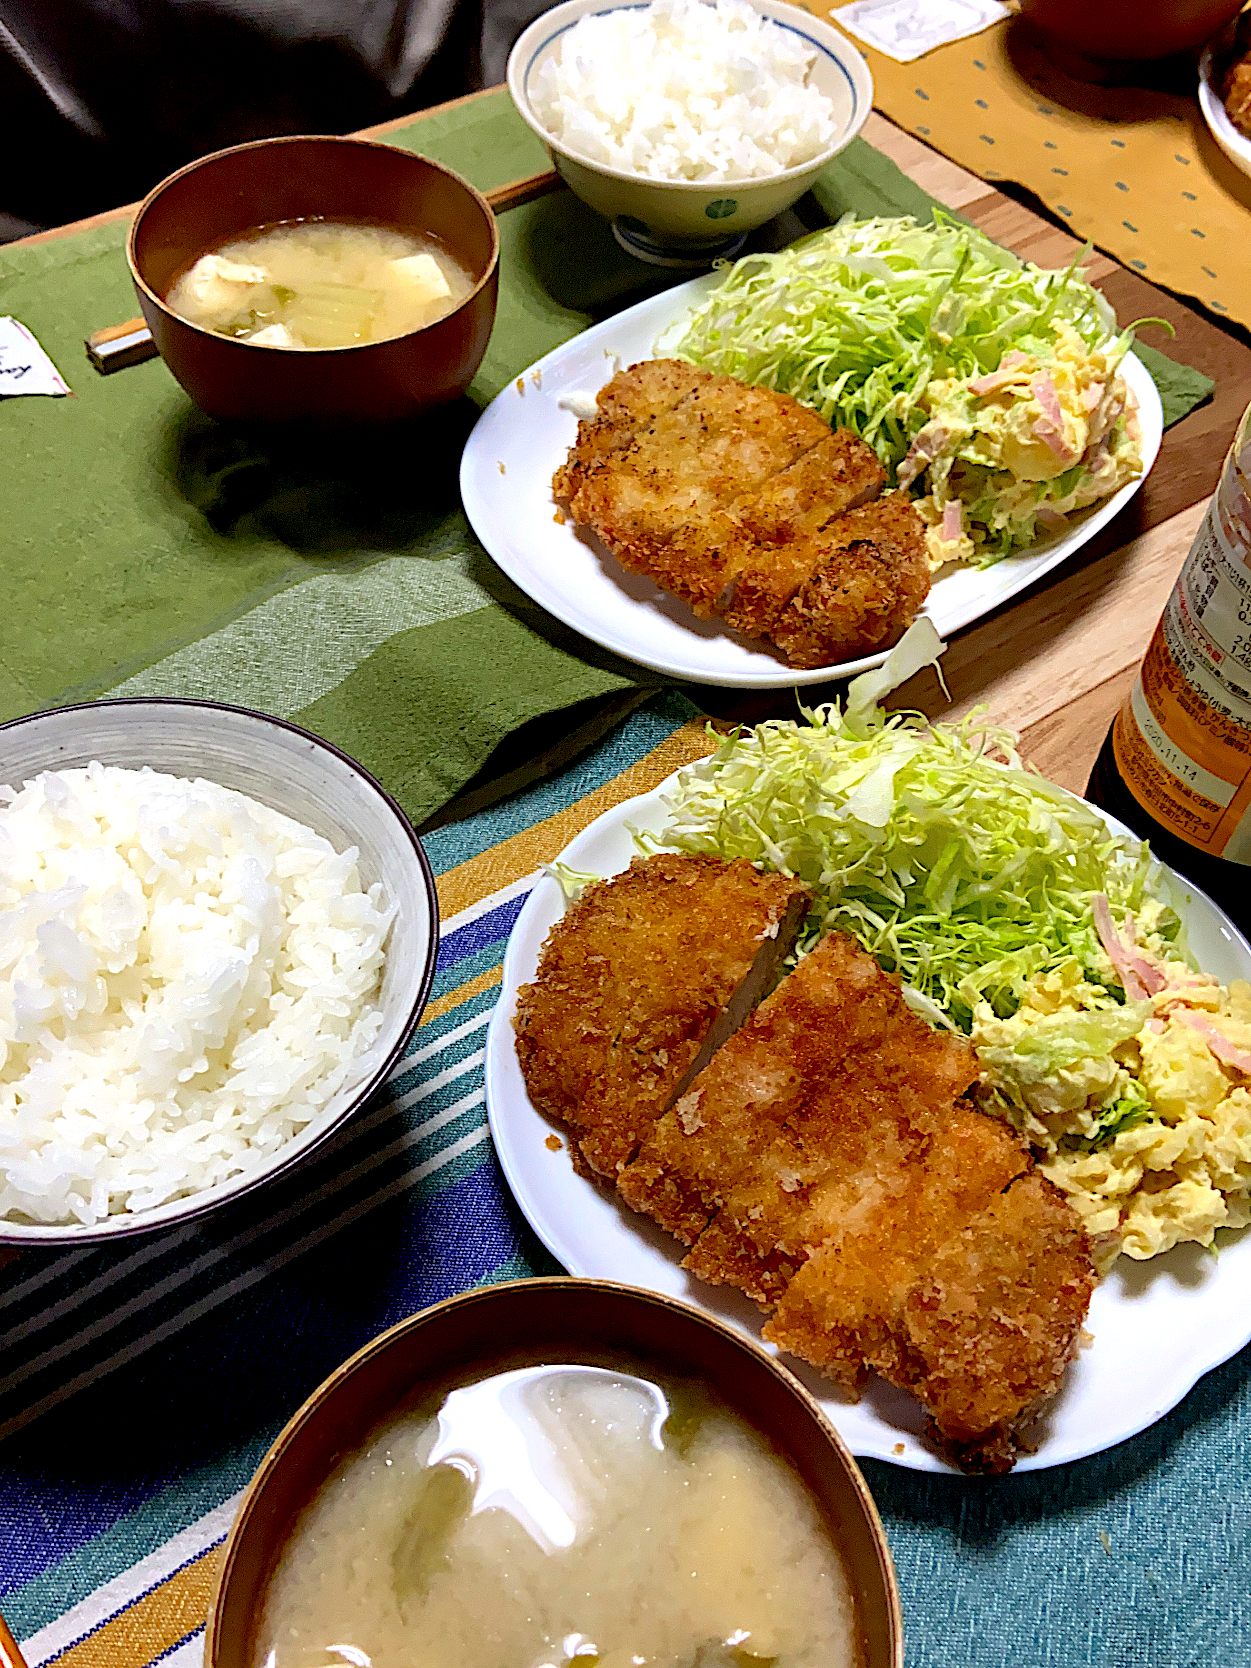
[0,763,396,1227]
[530,0,840,182]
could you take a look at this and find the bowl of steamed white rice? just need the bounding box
[507,0,873,264]
[0,699,439,1242]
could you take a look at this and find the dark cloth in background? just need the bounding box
[0,0,547,239]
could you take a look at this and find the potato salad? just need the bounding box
[973,899,1251,1270]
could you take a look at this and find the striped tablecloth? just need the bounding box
[3,690,1250,1668]
[0,692,712,1668]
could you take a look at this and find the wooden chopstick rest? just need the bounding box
[83,165,561,376]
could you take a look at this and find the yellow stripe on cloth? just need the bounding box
[420,963,505,1028]
[435,717,720,921]
[45,1545,220,1668]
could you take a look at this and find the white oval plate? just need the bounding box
[461,275,1164,688]
[484,773,1251,1472]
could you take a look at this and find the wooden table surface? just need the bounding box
[13,97,1249,803]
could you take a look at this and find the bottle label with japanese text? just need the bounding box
[1113,473,1251,862]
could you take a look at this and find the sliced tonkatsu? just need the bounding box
[513,853,808,1180]
[562,369,836,614]
[618,929,1095,1469]
[552,358,713,504]
[516,862,1096,1472]
[766,496,934,668]
[716,432,887,637]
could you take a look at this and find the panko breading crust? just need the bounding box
[517,870,1095,1472]
[513,853,809,1180]
[623,931,1095,1471]
[553,359,930,668]
[769,497,933,669]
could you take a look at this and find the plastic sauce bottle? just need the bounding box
[1087,402,1251,933]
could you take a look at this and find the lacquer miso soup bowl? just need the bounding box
[127,136,500,426]
[206,1279,903,1668]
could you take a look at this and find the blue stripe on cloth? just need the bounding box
[428,939,506,1004]
[437,890,531,969]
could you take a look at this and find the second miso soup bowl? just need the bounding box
[206,1279,903,1668]
[127,136,500,426]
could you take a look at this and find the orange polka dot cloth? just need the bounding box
[828,5,1251,327]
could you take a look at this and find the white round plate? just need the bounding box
[461,276,1164,688]
[484,772,1251,1472]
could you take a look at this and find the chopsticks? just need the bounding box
[484,165,561,215]
[0,1610,29,1668]
[86,316,158,373]
[85,163,561,374]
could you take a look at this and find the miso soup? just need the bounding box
[254,1361,859,1668]
[167,221,474,350]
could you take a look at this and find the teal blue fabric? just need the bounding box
[870,1362,1250,1666]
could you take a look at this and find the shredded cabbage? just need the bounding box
[645,689,1176,1030]
[983,1004,1152,1074]
[543,862,601,903]
[671,213,1143,566]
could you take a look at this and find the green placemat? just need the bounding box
[0,94,1214,825]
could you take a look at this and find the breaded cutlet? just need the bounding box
[761,1101,1033,1394]
[513,853,809,1181]
[716,432,887,636]
[552,360,712,505]
[767,496,933,669]
[553,360,930,667]
[616,931,1094,1468]
[618,929,968,1265]
[563,370,834,614]
[893,1173,1096,1472]
[621,932,981,1325]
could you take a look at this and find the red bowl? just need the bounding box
[127,135,500,426]
[1018,0,1244,62]
[206,1280,903,1668]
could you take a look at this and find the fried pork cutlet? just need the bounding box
[513,853,808,1181]
[552,359,713,505]
[553,359,931,667]
[565,368,835,613]
[616,931,1095,1472]
[715,432,887,636]
[767,496,934,669]
[892,1173,1096,1473]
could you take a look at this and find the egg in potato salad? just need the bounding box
[972,895,1251,1272]
[908,322,1144,572]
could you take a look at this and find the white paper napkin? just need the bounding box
[0,316,70,397]
[834,0,1010,63]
